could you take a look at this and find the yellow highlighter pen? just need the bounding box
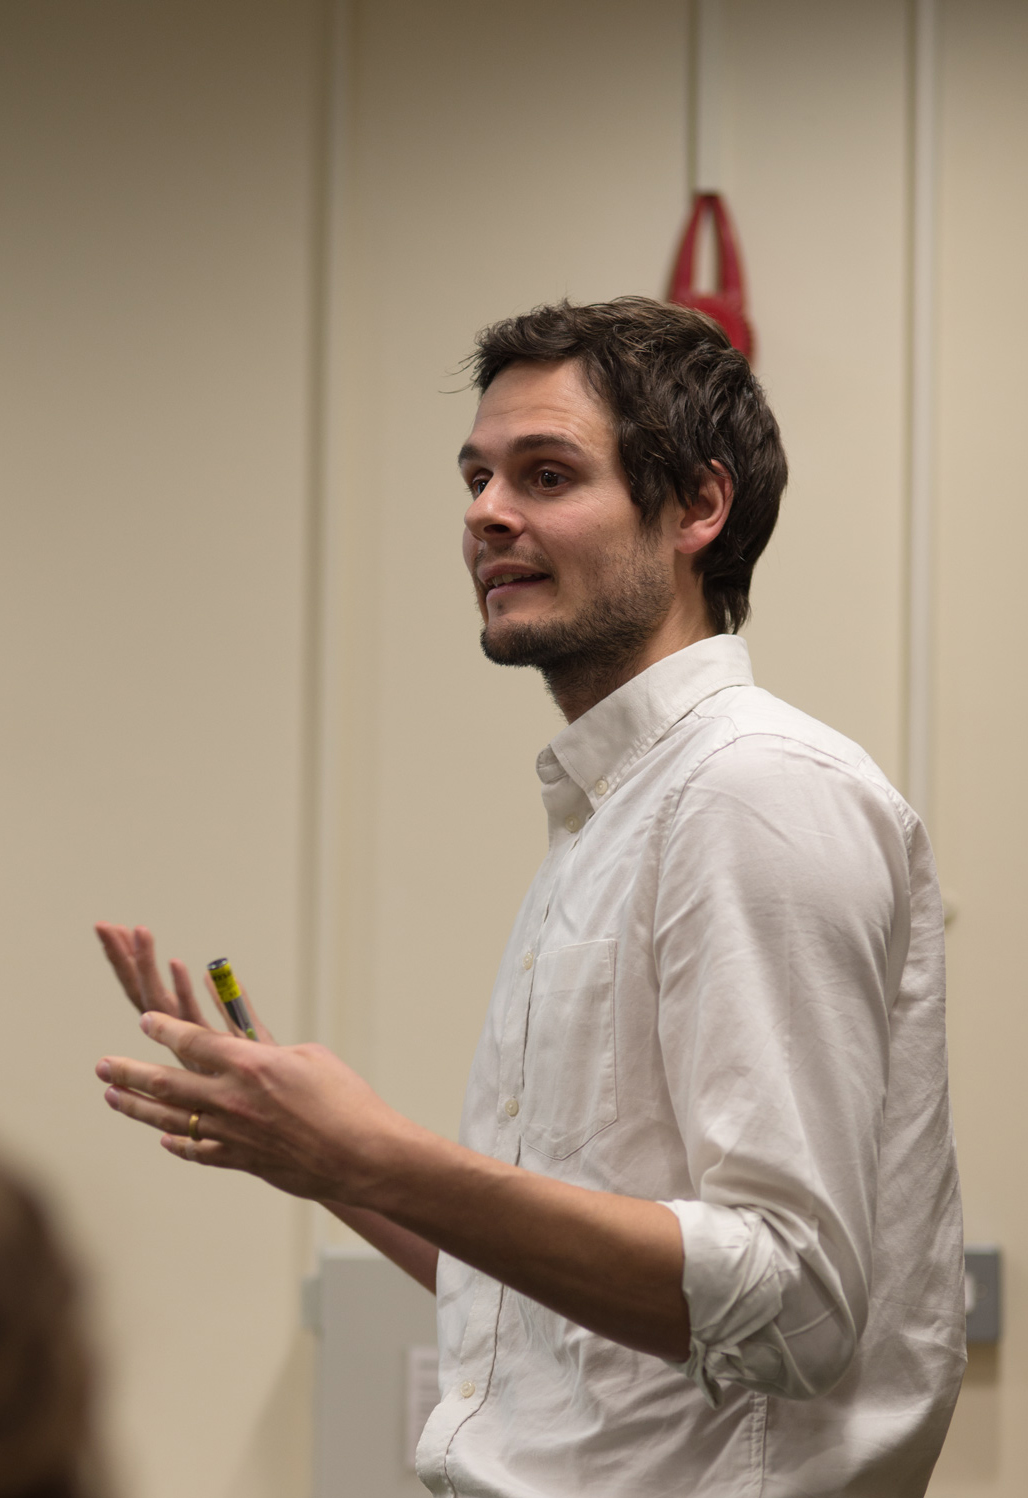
[207,958,259,1040]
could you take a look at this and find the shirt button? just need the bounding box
[460,1380,476,1399]
[522,952,533,970]
[564,815,580,832]
[505,1097,520,1117]
[595,778,608,795]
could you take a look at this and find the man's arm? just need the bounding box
[319,1201,439,1294]
[96,1014,691,1360]
[648,736,909,1401]
[363,1127,690,1359]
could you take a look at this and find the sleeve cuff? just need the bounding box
[659,1199,785,1406]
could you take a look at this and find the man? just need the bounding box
[96,298,965,1496]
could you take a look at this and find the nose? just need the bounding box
[463,478,526,543]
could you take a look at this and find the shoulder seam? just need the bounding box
[668,725,911,838]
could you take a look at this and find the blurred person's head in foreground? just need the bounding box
[0,1162,103,1498]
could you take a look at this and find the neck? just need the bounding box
[547,610,717,723]
[542,652,647,724]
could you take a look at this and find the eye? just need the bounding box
[537,468,566,490]
[470,475,490,497]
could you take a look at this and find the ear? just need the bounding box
[673,462,734,557]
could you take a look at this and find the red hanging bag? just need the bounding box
[668,192,755,360]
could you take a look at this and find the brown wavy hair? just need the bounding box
[468,296,788,634]
[0,1166,101,1498]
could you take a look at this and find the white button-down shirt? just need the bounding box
[417,636,965,1497]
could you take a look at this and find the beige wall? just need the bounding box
[724,0,911,784]
[929,2,1028,1491]
[329,0,692,1132]
[1,1,1026,1494]
[0,3,323,1495]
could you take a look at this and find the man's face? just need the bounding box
[459,359,674,675]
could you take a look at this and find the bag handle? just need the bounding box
[667,191,754,357]
[669,192,745,305]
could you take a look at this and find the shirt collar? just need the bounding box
[536,635,753,808]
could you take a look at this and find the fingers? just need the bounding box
[96,921,180,1016]
[132,926,178,1014]
[138,1009,243,1071]
[204,971,236,1034]
[97,924,273,1047]
[101,1074,246,1170]
[102,1084,232,1167]
[203,972,277,1045]
[96,1051,220,1111]
[95,922,145,1010]
[170,960,211,1029]
[160,1133,234,1167]
[103,1082,197,1138]
[238,984,277,1045]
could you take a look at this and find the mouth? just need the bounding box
[481,570,552,601]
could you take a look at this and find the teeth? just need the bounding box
[488,572,544,589]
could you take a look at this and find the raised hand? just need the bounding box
[95,923,209,1024]
[95,997,441,1291]
[96,1013,413,1204]
[94,923,275,1043]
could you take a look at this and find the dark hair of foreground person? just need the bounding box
[0,1163,104,1498]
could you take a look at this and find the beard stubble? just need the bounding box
[479,536,675,713]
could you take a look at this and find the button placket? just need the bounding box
[441,1275,505,1473]
[498,962,531,1129]
[495,887,549,1157]
[435,840,565,1480]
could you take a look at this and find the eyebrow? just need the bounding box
[457,433,586,467]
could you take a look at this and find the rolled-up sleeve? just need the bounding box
[653,733,911,1406]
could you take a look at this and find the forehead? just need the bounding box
[463,359,615,458]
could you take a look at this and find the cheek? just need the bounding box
[462,529,489,617]
[462,527,477,572]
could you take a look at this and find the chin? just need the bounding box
[485,609,547,639]
[481,619,526,664]
[482,620,516,654]
[479,615,563,670]
[484,609,532,638]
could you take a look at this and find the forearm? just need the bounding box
[319,1199,439,1294]
[96,1013,686,1351]
[364,1130,691,1360]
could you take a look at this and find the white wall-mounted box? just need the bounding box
[965,1245,1001,1345]
[306,1249,438,1497]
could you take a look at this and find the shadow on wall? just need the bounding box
[225,1331,315,1498]
[932,1344,1000,1484]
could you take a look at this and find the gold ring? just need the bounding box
[188,1111,202,1143]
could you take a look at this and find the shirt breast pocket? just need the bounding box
[521,938,618,1160]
